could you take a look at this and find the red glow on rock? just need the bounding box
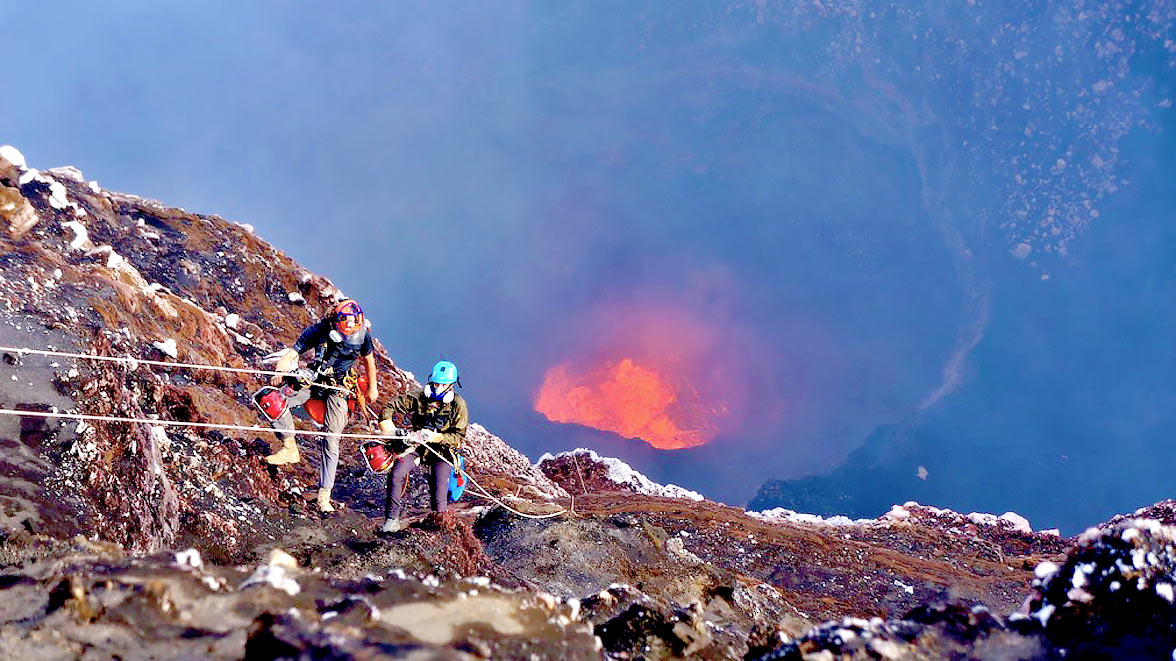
[534,357,719,450]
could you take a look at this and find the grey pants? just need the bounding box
[384,451,451,520]
[273,387,349,492]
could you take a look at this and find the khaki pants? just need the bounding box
[273,387,349,492]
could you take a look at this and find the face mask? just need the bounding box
[329,327,363,344]
[424,383,454,404]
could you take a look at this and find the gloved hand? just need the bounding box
[271,366,311,387]
[424,431,446,445]
[267,348,299,385]
[387,435,411,455]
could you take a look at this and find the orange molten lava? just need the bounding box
[534,357,714,450]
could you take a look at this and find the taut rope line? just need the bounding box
[412,440,571,520]
[0,346,572,520]
[0,407,395,442]
[0,345,298,379]
[462,482,570,520]
[0,345,350,392]
[0,407,572,520]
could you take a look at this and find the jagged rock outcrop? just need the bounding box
[757,521,1176,659]
[1022,519,1176,658]
[1100,500,1176,530]
[0,147,40,238]
[539,447,703,501]
[0,146,455,555]
[754,602,1046,660]
[464,424,569,501]
[527,450,1081,658]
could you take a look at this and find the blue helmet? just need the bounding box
[429,360,458,385]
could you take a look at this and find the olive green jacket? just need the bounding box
[380,390,468,449]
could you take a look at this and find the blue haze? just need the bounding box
[2,2,1173,533]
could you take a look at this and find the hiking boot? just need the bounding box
[316,488,335,513]
[379,518,406,534]
[265,439,300,465]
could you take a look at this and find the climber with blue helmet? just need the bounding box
[263,298,379,514]
[376,359,468,533]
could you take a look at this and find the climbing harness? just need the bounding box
[341,368,371,415]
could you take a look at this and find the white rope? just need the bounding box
[0,345,350,393]
[0,407,572,520]
[411,441,572,520]
[0,348,301,378]
[0,346,573,521]
[0,407,396,441]
[463,481,571,520]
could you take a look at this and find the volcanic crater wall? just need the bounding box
[0,148,424,553]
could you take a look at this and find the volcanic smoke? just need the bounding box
[533,357,721,450]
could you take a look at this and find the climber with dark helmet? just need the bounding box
[376,359,467,533]
[264,298,378,514]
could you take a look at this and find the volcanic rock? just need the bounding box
[0,184,39,238]
[1022,519,1176,658]
[1100,499,1176,530]
[758,520,1176,659]
[0,533,601,659]
[539,447,703,501]
[0,145,25,186]
[2,148,1175,658]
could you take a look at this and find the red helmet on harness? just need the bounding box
[362,441,395,474]
[332,299,364,334]
[252,386,291,422]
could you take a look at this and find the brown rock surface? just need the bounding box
[0,185,39,238]
[0,152,1169,659]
